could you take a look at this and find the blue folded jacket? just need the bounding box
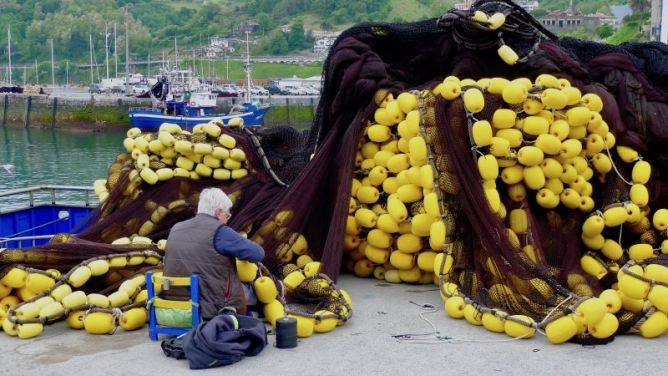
[181,313,268,369]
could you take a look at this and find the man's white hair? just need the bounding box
[197,188,233,216]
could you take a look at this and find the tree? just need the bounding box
[287,20,307,51]
[267,33,288,55]
[531,8,548,18]
[596,23,614,39]
[320,20,333,31]
[256,12,274,35]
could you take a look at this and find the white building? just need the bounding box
[651,0,668,42]
[276,75,322,90]
[205,37,234,58]
[314,37,336,56]
[455,0,538,12]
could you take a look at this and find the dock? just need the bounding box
[1,275,665,375]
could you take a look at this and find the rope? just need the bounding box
[392,300,535,344]
[603,141,633,186]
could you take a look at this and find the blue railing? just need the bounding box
[0,186,97,248]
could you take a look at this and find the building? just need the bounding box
[280,24,291,33]
[455,0,538,12]
[538,1,615,34]
[275,75,322,90]
[205,37,235,58]
[650,0,668,42]
[234,22,260,35]
[516,1,539,12]
[454,0,474,10]
[313,37,336,56]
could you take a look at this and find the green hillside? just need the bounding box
[0,0,638,84]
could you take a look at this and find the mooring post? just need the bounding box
[310,97,315,119]
[23,96,32,128]
[286,97,291,126]
[2,95,7,127]
[51,97,58,129]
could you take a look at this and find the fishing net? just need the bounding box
[2,0,668,343]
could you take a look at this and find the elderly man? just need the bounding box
[163,188,264,319]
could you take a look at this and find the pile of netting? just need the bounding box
[3,0,668,344]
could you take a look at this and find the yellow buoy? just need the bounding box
[15,302,40,320]
[504,315,535,338]
[87,293,110,308]
[3,317,19,336]
[17,323,44,339]
[284,271,306,290]
[236,260,258,282]
[444,296,466,319]
[618,274,650,300]
[463,304,483,326]
[108,291,130,307]
[263,300,285,327]
[68,266,92,288]
[67,310,86,329]
[254,277,278,304]
[50,284,72,302]
[62,291,88,309]
[648,285,668,313]
[25,273,55,294]
[119,308,148,331]
[38,301,65,319]
[84,312,116,335]
[88,260,110,276]
[638,311,668,338]
[289,314,315,338]
[303,262,321,277]
[1,268,28,288]
[481,311,506,333]
[545,316,578,344]
[314,310,338,333]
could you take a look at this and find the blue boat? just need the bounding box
[129,100,272,131]
[0,186,95,249]
[129,75,271,131]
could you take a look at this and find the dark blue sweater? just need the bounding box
[213,225,264,262]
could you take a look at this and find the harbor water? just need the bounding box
[0,127,125,209]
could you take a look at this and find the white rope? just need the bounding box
[603,141,633,186]
[393,301,536,344]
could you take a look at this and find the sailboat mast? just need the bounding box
[114,22,118,78]
[35,59,38,85]
[125,7,130,94]
[50,38,55,88]
[7,26,12,86]
[105,22,109,80]
[245,30,251,103]
[174,36,179,69]
[89,33,94,85]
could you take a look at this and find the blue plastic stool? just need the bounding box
[146,271,201,341]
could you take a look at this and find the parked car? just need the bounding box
[110,85,125,94]
[88,84,103,94]
[132,85,149,95]
[237,85,270,97]
[252,86,269,96]
[303,86,320,96]
[264,85,286,95]
[282,86,303,95]
[213,84,239,97]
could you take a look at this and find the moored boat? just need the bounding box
[129,99,271,131]
[0,186,95,248]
